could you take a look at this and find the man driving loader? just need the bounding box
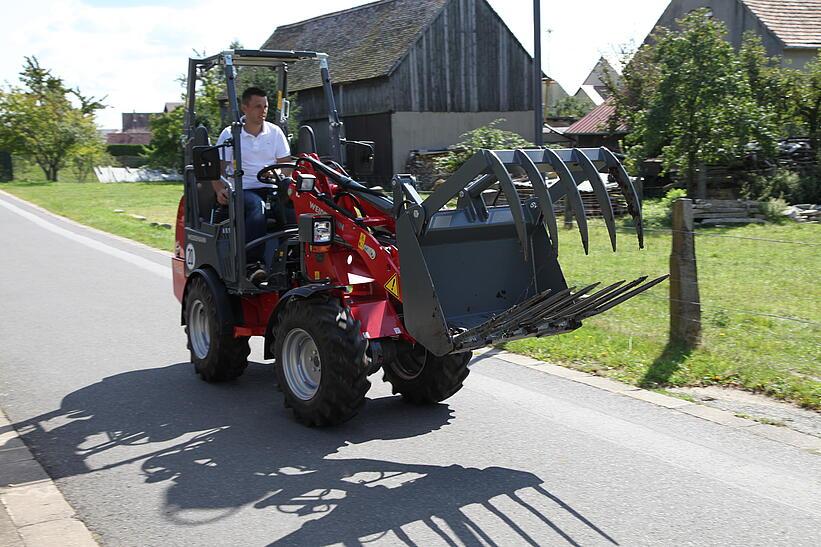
[212,86,291,282]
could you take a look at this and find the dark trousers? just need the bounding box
[243,189,269,262]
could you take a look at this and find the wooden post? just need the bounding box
[564,198,573,229]
[697,162,708,200]
[670,198,701,348]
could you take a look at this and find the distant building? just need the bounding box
[563,100,628,150]
[573,57,620,110]
[651,0,821,69]
[263,0,550,183]
[542,77,569,118]
[106,112,153,146]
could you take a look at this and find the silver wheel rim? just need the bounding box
[189,299,210,359]
[281,328,321,400]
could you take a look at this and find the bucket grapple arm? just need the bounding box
[395,147,666,356]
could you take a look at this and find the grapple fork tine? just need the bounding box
[600,147,644,249]
[573,149,617,252]
[484,150,530,260]
[514,149,559,256]
[578,275,669,319]
[541,148,589,255]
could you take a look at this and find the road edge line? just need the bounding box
[484,349,821,453]
[0,410,97,546]
[0,189,174,259]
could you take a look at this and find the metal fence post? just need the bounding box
[670,198,701,347]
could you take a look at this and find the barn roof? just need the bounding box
[743,0,821,48]
[262,0,449,91]
[564,101,628,136]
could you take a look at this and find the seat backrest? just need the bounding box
[191,126,217,222]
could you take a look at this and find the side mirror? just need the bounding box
[346,140,375,177]
[192,146,221,181]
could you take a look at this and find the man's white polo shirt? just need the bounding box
[216,121,290,190]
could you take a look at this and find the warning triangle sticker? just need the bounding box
[384,274,401,300]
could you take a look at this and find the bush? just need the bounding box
[739,168,821,204]
[434,119,532,173]
[760,198,788,221]
[641,188,687,227]
[107,144,148,157]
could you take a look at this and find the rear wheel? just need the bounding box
[185,277,249,382]
[383,345,472,404]
[273,296,370,426]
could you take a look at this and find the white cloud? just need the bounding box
[0,0,667,130]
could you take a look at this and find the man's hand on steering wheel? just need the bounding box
[257,161,296,188]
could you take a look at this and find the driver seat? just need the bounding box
[191,126,220,223]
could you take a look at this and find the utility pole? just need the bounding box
[533,0,544,146]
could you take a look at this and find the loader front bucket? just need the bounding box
[394,148,667,357]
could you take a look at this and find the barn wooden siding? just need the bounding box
[296,0,535,121]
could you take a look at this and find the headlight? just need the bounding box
[312,219,333,244]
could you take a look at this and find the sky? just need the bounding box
[0,0,671,129]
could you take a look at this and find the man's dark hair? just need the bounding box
[241,87,267,105]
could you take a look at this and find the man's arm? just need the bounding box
[276,155,293,178]
[212,168,229,206]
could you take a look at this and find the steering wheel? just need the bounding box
[257,163,296,186]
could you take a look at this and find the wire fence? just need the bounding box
[566,202,821,382]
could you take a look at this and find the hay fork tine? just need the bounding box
[573,148,617,252]
[483,150,530,260]
[541,148,589,255]
[514,149,560,256]
[599,147,644,249]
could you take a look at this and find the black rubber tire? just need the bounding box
[383,346,472,404]
[272,296,370,426]
[184,277,249,382]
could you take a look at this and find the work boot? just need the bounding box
[248,266,268,287]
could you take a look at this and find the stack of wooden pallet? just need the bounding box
[693,199,765,225]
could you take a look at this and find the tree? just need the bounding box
[621,10,777,197]
[551,96,592,118]
[434,119,532,173]
[146,43,300,170]
[0,57,105,181]
[784,53,821,154]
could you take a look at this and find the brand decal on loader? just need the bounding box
[309,202,325,215]
[384,273,400,299]
[363,244,376,260]
[185,243,196,269]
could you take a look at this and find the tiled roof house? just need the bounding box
[653,0,821,69]
[567,0,821,151]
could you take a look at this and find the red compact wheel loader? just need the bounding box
[173,50,667,426]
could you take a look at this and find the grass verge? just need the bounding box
[2,180,182,251]
[505,220,820,409]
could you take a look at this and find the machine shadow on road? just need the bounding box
[10,362,618,546]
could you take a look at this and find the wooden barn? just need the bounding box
[263,0,540,183]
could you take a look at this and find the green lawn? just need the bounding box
[506,220,821,409]
[2,179,182,251]
[3,171,819,408]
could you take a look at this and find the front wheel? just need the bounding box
[383,346,472,404]
[272,296,370,426]
[184,277,249,382]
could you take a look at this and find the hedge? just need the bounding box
[107,144,148,157]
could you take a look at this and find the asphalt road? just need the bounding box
[1,192,819,546]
